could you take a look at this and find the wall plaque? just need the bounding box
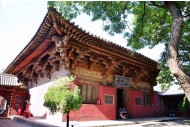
[135,98,142,105]
[104,95,114,104]
[113,75,131,87]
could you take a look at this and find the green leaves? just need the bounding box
[127,2,171,49]
[48,1,82,20]
[44,75,82,114]
[178,96,190,112]
[47,1,190,51]
[156,63,175,92]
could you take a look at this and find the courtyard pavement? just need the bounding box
[4,116,186,127]
[0,118,32,127]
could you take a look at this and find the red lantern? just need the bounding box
[96,98,101,105]
[18,108,22,115]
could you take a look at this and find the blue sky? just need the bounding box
[0,1,164,72]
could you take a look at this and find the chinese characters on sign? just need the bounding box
[114,75,131,87]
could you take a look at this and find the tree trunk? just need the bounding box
[165,2,190,102]
[66,111,70,127]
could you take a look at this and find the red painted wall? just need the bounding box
[0,87,29,117]
[63,86,164,121]
[10,91,29,116]
[129,89,163,118]
[63,85,116,121]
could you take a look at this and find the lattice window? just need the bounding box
[143,92,151,105]
[79,84,97,104]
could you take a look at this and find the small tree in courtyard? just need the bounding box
[44,75,82,127]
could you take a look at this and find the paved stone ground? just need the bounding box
[118,119,190,127]
[0,119,32,127]
[1,117,190,127]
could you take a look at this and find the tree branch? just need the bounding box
[126,21,132,32]
[164,1,190,102]
[183,13,190,18]
[139,2,146,37]
[122,1,132,32]
[122,1,129,20]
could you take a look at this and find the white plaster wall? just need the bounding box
[29,68,70,121]
[29,80,53,117]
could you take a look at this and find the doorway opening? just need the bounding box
[117,89,124,119]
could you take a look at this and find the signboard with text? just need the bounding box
[113,75,131,87]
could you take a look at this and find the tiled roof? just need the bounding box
[0,73,21,86]
[159,85,185,96]
[48,8,157,64]
[4,8,158,74]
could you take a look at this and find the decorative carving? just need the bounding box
[37,70,44,78]
[122,67,130,77]
[49,60,60,71]
[88,57,99,70]
[52,35,70,57]
[42,62,52,79]
[30,70,38,84]
[51,35,72,70]
[133,67,149,83]
[72,48,89,69]
[23,65,34,77]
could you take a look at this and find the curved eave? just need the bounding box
[52,9,158,71]
[4,8,159,74]
[4,11,55,74]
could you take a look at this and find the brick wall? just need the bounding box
[10,91,29,116]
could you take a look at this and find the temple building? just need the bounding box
[159,85,190,117]
[4,8,164,121]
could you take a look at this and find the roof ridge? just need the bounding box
[49,8,157,63]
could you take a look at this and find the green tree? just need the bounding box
[44,75,82,127]
[178,96,190,117]
[47,1,190,102]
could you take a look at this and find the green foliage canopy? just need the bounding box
[44,75,82,114]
